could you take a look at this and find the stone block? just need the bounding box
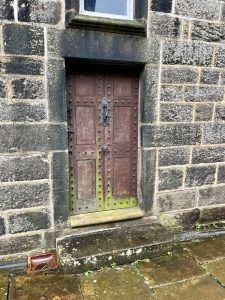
[199,186,225,206]
[12,78,44,100]
[0,218,5,236]
[215,105,225,122]
[58,224,173,273]
[0,183,50,211]
[3,24,44,56]
[185,165,216,187]
[161,208,200,226]
[141,124,201,147]
[200,69,220,84]
[160,104,193,122]
[0,234,42,255]
[175,0,220,21]
[0,101,46,122]
[137,250,205,287]
[3,57,44,75]
[163,41,213,66]
[140,65,159,123]
[221,71,225,85]
[0,155,49,182]
[159,147,190,167]
[184,86,224,102]
[0,79,7,98]
[46,28,61,58]
[192,146,225,164]
[9,274,83,300]
[192,21,225,42]
[1,0,14,20]
[0,124,67,153]
[52,152,70,225]
[206,259,225,287]
[155,276,225,300]
[161,67,198,84]
[195,104,214,122]
[204,124,225,144]
[151,0,172,13]
[80,267,154,299]
[182,20,190,39]
[60,29,160,64]
[150,14,180,38]
[157,190,197,212]
[141,150,156,212]
[221,3,225,22]
[0,272,8,300]
[44,230,61,249]
[218,165,225,184]
[185,236,225,262]
[158,168,183,191]
[48,59,67,122]
[160,86,183,102]
[18,0,62,25]
[215,46,225,68]
[65,0,77,10]
[200,206,225,222]
[8,209,51,234]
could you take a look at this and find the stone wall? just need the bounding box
[0,0,69,259]
[0,0,225,260]
[148,0,225,225]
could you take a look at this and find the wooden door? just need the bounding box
[67,70,138,215]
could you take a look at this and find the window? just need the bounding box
[80,0,134,20]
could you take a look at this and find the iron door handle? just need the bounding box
[101,98,109,126]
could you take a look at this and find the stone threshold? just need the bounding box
[70,207,144,227]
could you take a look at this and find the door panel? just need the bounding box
[114,76,132,97]
[67,70,138,215]
[76,107,96,145]
[113,107,131,143]
[113,157,130,196]
[77,160,96,200]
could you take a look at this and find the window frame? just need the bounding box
[79,0,134,20]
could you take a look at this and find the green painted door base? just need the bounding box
[70,207,144,227]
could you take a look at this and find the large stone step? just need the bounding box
[57,223,173,273]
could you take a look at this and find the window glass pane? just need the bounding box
[84,0,128,16]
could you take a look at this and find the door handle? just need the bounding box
[101,98,109,127]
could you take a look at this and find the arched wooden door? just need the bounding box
[67,69,139,218]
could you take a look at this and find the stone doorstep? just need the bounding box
[56,221,225,274]
[57,223,174,274]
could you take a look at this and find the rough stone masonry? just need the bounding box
[0,0,225,260]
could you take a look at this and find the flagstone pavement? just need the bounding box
[3,236,225,299]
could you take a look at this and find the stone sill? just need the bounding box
[70,207,144,227]
[67,14,147,36]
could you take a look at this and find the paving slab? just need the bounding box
[79,266,155,300]
[0,272,9,300]
[205,258,225,286]
[9,274,83,300]
[154,276,225,300]
[136,250,205,286]
[184,236,225,263]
